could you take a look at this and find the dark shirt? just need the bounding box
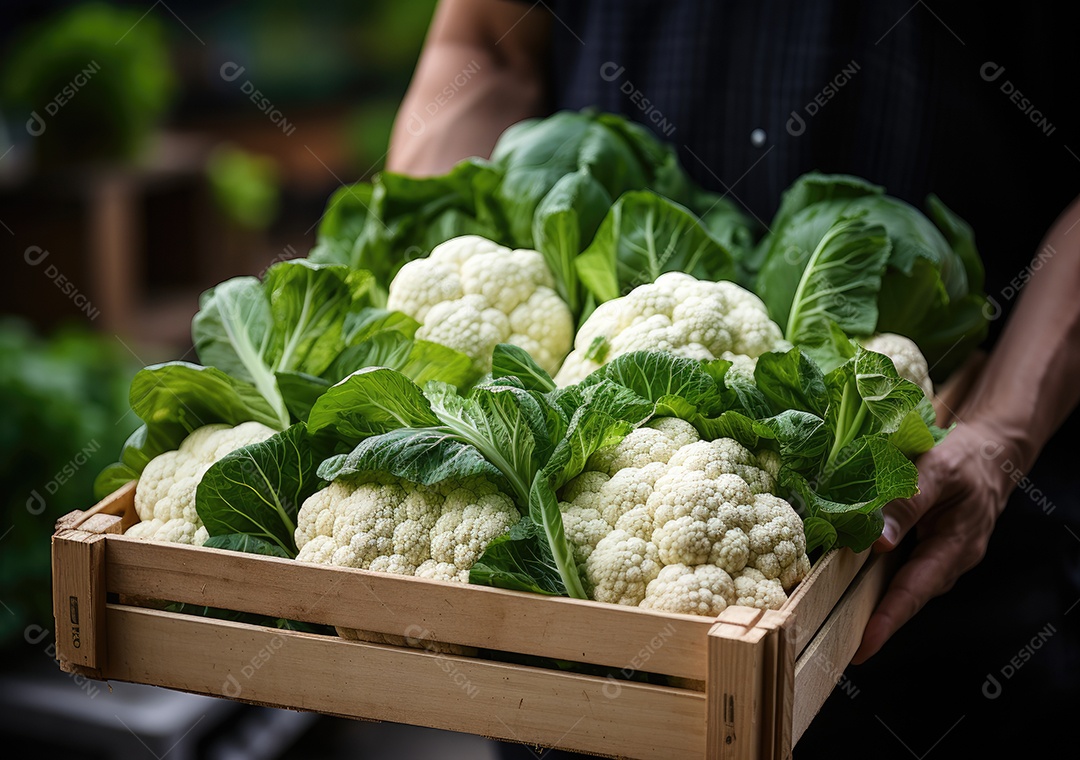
[495,4,1080,758]
[546,2,1078,336]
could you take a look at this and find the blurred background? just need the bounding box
[0,1,501,757]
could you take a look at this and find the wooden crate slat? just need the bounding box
[79,513,123,535]
[105,605,706,760]
[790,551,895,743]
[780,547,868,656]
[105,535,714,681]
[58,481,137,532]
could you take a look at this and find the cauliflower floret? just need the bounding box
[560,505,610,566]
[641,563,736,616]
[559,470,610,512]
[733,567,789,610]
[386,234,573,376]
[295,475,519,579]
[746,493,813,588]
[585,529,661,606]
[430,490,520,571]
[554,272,786,385]
[860,332,934,398]
[367,553,418,576]
[598,462,668,526]
[295,534,337,564]
[416,294,510,378]
[587,417,700,475]
[126,421,277,546]
[415,559,470,584]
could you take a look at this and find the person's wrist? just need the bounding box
[960,414,1034,500]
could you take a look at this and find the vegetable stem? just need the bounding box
[826,378,867,471]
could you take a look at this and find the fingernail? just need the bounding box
[882,517,898,546]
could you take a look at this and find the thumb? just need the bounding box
[874,450,945,551]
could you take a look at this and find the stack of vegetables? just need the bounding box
[97,109,988,621]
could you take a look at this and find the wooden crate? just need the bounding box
[51,483,896,760]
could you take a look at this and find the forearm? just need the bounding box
[386,0,550,176]
[959,194,1080,470]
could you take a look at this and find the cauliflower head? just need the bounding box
[295,474,516,657]
[386,234,574,377]
[294,474,519,582]
[859,332,934,398]
[554,272,788,385]
[558,417,811,616]
[125,421,277,546]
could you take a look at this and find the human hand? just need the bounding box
[851,419,1017,664]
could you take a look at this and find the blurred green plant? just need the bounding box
[206,144,281,230]
[0,318,139,648]
[344,98,399,174]
[1,2,177,168]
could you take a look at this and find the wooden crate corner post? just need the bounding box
[706,606,796,760]
[50,513,121,678]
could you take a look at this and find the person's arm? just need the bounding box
[853,192,1080,663]
[386,0,551,176]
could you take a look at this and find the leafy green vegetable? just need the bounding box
[308,368,557,507]
[782,216,892,349]
[824,348,928,466]
[325,307,474,389]
[309,159,508,300]
[193,259,372,429]
[307,367,440,440]
[202,534,292,557]
[468,519,566,595]
[575,191,737,303]
[308,361,654,599]
[129,362,282,431]
[491,344,557,393]
[472,378,654,598]
[531,170,612,314]
[197,423,331,557]
[586,351,727,416]
[319,428,507,491]
[526,475,589,598]
[755,172,989,379]
[747,345,937,551]
[578,348,933,553]
[95,361,284,497]
[490,111,651,247]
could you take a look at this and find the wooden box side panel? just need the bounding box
[104,605,706,760]
[780,548,869,656]
[103,535,713,681]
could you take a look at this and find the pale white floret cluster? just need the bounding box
[558,417,810,616]
[554,272,788,385]
[386,234,574,377]
[126,421,277,546]
[294,474,520,583]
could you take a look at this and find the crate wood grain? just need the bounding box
[52,484,890,760]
